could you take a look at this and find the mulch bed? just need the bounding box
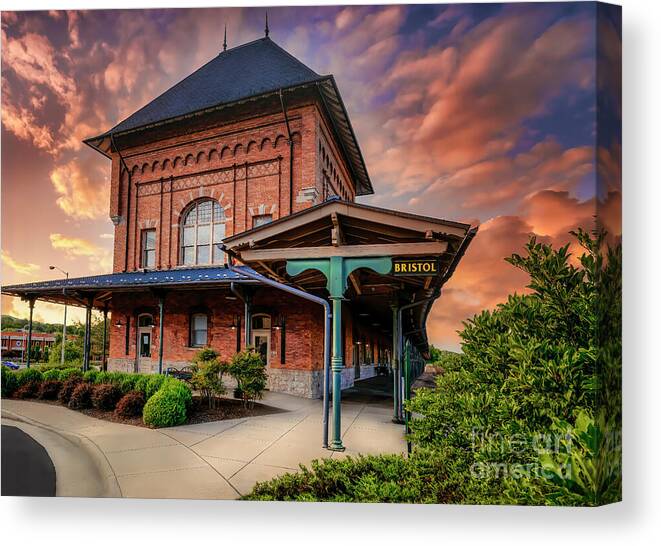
[8,394,284,429]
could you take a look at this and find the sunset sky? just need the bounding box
[1,3,621,350]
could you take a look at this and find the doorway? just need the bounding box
[251,314,271,366]
[136,314,153,371]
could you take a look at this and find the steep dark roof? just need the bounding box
[85,37,374,196]
[109,38,321,134]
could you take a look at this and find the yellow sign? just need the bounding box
[392,259,439,276]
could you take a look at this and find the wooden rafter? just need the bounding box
[240,241,448,261]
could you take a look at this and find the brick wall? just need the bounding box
[109,102,359,273]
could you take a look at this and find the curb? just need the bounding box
[2,409,122,498]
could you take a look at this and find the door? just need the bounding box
[253,332,270,366]
[251,314,271,366]
[136,314,153,371]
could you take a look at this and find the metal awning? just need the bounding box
[2,266,258,309]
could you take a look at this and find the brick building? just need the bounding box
[5,34,475,402]
[1,331,56,358]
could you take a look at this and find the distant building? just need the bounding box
[1,331,56,357]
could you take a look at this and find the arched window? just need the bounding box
[190,313,208,347]
[252,314,271,330]
[137,314,153,327]
[180,199,226,266]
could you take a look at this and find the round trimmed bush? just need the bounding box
[114,391,146,418]
[38,380,62,400]
[14,381,40,399]
[58,376,82,404]
[91,383,121,410]
[68,382,93,410]
[142,380,191,428]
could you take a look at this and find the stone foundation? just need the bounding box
[266,368,323,398]
[108,358,378,399]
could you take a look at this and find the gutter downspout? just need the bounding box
[279,89,294,215]
[230,282,251,349]
[110,132,132,273]
[223,247,333,448]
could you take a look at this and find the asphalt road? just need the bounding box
[1,425,56,496]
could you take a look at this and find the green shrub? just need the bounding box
[145,374,166,399]
[83,369,99,383]
[134,375,150,396]
[42,368,62,381]
[38,380,62,400]
[92,383,121,411]
[58,376,82,404]
[118,374,141,394]
[59,368,83,381]
[15,368,43,386]
[405,229,622,506]
[191,348,227,408]
[48,340,83,366]
[114,391,146,418]
[142,380,191,428]
[68,382,93,410]
[245,451,457,503]
[1,367,18,398]
[229,349,267,408]
[162,378,192,410]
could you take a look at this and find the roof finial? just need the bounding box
[265,11,270,38]
[223,24,227,52]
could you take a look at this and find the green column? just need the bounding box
[329,295,345,451]
[391,304,402,423]
[287,255,392,452]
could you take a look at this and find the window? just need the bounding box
[181,199,226,266]
[252,314,271,330]
[141,229,156,269]
[138,314,153,327]
[252,214,273,228]
[190,313,208,347]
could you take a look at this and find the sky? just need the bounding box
[1,3,621,350]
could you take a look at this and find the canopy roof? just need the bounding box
[84,37,373,195]
[224,198,477,354]
[2,266,257,309]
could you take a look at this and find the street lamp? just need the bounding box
[49,265,69,366]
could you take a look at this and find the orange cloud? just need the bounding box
[49,233,112,272]
[49,159,109,220]
[1,250,40,277]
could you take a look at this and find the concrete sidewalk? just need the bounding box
[1,391,406,500]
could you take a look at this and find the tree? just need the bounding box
[407,229,621,506]
[229,349,268,408]
[190,348,227,409]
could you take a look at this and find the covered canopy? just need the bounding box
[223,198,477,355]
[2,266,258,310]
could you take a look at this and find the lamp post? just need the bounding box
[49,265,69,366]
